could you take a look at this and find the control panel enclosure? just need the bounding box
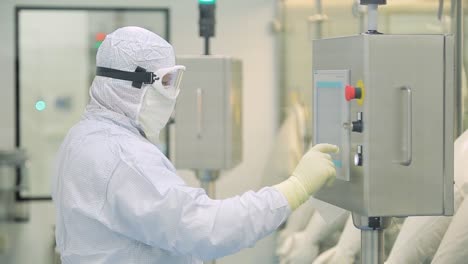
[175,56,243,170]
[313,34,454,217]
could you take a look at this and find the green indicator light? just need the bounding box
[199,0,216,4]
[94,41,103,49]
[35,100,46,111]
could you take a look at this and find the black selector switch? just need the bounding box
[352,120,363,133]
[352,112,364,133]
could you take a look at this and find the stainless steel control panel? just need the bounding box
[174,56,243,170]
[313,34,454,217]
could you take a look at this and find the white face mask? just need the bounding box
[138,66,185,144]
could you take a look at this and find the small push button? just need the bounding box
[354,145,363,166]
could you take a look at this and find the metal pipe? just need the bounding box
[361,229,384,264]
[315,0,323,13]
[315,0,323,38]
[204,36,211,56]
[367,4,378,32]
[196,170,219,198]
[200,179,216,198]
[355,0,367,34]
[438,0,444,20]
[275,0,287,123]
[353,214,390,264]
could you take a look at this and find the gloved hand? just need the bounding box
[274,144,339,210]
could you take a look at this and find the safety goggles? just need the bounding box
[156,65,186,90]
[96,65,186,90]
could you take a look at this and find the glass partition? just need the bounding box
[17,8,169,199]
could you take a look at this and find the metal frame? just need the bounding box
[14,5,170,202]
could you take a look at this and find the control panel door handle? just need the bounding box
[399,86,412,166]
[196,88,203,139]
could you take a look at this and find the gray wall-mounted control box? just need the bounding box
[175,56,243,170]
[313,34,454,217]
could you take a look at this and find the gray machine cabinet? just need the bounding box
[313,35,454,217]
[174,56,242,170]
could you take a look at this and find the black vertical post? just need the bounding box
[199,2,216,55]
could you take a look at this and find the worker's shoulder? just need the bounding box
[67,118,122,147]
[59,120,121,165]
[67,118,173,171]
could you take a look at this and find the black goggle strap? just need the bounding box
[96,66,159,89]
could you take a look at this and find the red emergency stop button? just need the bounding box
[345,85,363,101]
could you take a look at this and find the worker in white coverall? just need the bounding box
[51,26,339,264]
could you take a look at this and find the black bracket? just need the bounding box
[360,0,386,5]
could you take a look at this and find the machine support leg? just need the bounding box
[361,228,384,264]
[352,213,390,264]
[200,178,216,198]
[196,170,219,198]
